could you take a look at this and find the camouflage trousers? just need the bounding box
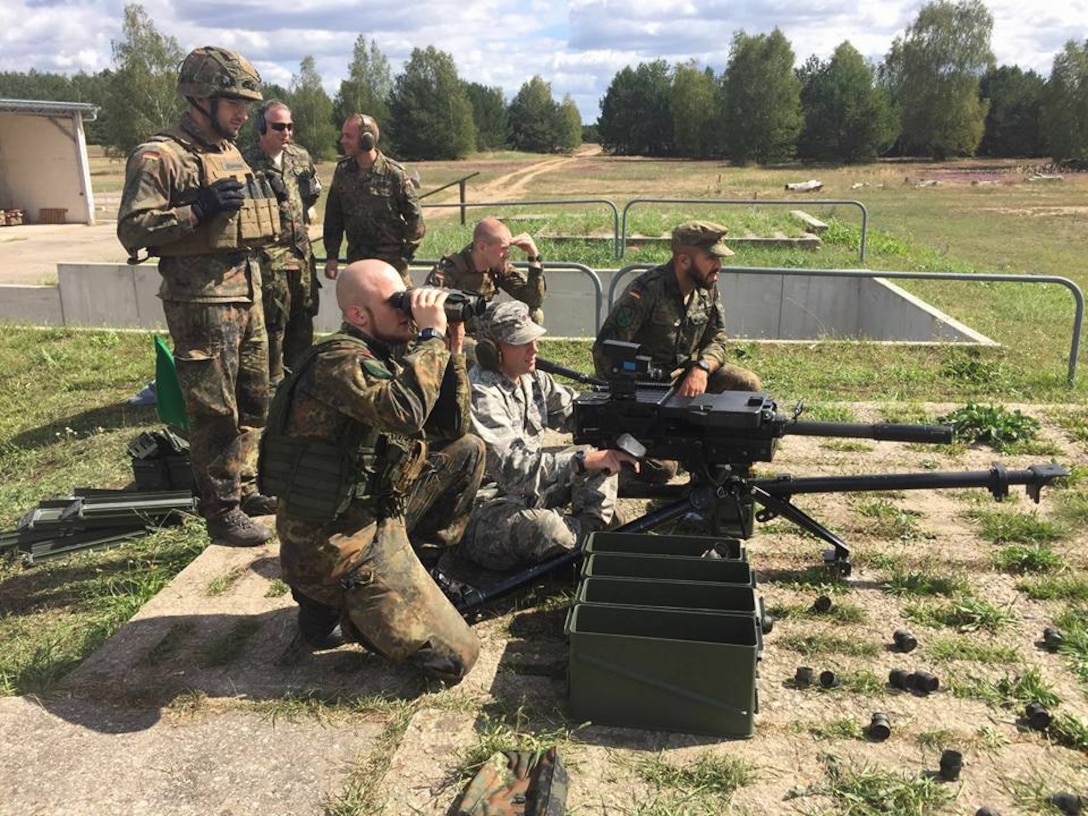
[162,299,269,518]
[262,260,318,386]
[708,364,762,394]
[460,452,618,571]
[277,435,484,682]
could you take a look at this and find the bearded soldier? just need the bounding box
[117,46,280,546]
[260,260,484,682]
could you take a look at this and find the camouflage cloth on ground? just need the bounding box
[118,112,271,518]
[425,245,545,331]
[460,366,617,571]
[455,748,568,816]
[243,142,321,381]
[273,326,483,681]
[322,151,424,277]
[592,260,760,391]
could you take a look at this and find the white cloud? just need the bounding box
[0,0,1083,121]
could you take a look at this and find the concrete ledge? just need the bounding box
[0,262,995,345]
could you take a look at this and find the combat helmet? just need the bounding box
[177,46,262,101]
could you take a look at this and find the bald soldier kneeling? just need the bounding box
[259,259,485,682]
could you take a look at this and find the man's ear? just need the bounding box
[348,304,369,330]
[676,251,691,272]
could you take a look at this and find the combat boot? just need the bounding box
[240,492,278,517]
[206,508,273,547]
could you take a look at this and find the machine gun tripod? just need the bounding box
[444,344,1068,612]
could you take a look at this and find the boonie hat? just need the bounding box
[482,301,547,345]
[672,220,734,257]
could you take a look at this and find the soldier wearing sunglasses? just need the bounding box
[244,100,323,385]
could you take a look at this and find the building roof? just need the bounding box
[0,99,99,120]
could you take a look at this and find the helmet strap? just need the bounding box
[188,96,234,141]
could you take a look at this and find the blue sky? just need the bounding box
[0,0,1082,122]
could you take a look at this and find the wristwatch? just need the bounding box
[695,359,712,373]
[572,449,587,474]
[418,327,445,342]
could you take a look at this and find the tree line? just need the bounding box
[600,0,1088,165]
[1,0,1085,166]
[0,4,581,162]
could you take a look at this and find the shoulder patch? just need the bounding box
[614,304,636,330]
[361,358,393,379]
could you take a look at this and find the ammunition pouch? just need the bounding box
[149,127,280,257]
[258,434,358,523]
[365,435,428,517]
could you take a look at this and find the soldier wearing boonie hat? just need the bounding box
[455,300,638,571]
[591,219,761,488]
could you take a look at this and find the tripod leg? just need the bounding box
[751,486,852,576]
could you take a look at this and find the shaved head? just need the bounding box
[337,259,412,344]
[473,217,510,245]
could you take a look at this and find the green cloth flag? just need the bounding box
[154,335,189,431]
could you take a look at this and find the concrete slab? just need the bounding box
[0,696,382,816]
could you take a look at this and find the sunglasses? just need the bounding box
[269,122,294,132]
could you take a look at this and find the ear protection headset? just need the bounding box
[256,99,286,135]
[475,334,503,372]
[356,114,379,151]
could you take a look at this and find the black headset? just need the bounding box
[256,99,285,135]
[475,336,503,371]
[357,114,378,150]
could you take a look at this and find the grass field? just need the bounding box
[9,148,1088,813]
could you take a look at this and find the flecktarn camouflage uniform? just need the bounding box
[269,325,483,681]
[592,260,761,392]
[460,302,618,570]
[243,141,321,383]
[322,151,424,280]
[117,111,271,521]
[425,244,546,331]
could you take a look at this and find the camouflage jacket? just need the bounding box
[322,151,425,265]
[117,112,258,303]
[425,245,545,307]
[242,142,319,271]
[283,323,470,446]
[468,366,578,506]
[593,261,729,378]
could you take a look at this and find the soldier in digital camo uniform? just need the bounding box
[458,301,638,570]
[117,46,280,547]
[261,260,484,682]
[593,221,761,486]
[243,100,322,384]
[425,216,546,331]
[322,114,425,285]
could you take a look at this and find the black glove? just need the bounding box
[266,172,289,203]
[192,178,245,223]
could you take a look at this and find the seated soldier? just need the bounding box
[593,220,761,486]
[458,301,638,571]
[425,216,546,334]
[260,259,485,682]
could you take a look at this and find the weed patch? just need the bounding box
[940,402,1041,451]
[776,632,880,658]
[965,508,1066,544]
[903,598,1016,633]
[993,543,1064,574]
[924,635,1019,665]
[787,754,956,815]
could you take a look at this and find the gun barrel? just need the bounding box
[536,357,607,387]
[785,420,953,445]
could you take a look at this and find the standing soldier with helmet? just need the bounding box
[322,114,425,284]
[244,100,322,384]
[117,46,281,547]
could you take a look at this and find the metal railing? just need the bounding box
[417,172,480,225]
[421,199,620,251]
[610,264,1084,384]
[410,259,606,332]
[620,198,870,261]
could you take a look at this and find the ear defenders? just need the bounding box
[475,337,503,371]
[256,99,285,135]
[358,114,378,151]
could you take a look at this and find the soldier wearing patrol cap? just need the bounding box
[118,46,281,547]
[592,220,760,487]
[458,301,638,570]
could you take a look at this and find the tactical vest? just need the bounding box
[258,333,426,523]
[150,126,280,257]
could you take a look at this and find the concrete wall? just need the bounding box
[0,262,993,345]
[0,112,94,224]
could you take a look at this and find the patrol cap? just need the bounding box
[482,301,547,345]
[671,220,734,257]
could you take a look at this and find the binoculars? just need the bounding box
[389,288,486,323]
